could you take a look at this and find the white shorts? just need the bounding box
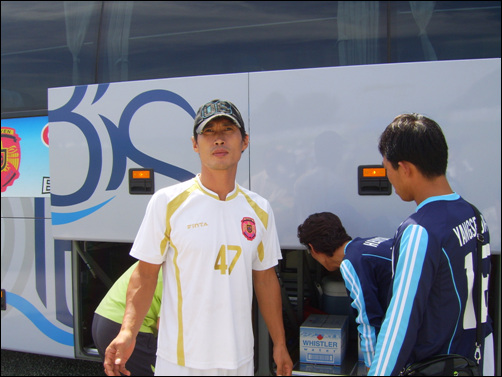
[154,356,254,376]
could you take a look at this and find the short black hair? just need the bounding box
[378,113,448,178]
[297,212,352,257]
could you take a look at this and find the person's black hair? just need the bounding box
[297,212,352,257]
[378,113,448,178]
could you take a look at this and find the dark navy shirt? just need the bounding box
[341,236,393,367]
[369,193,492,375]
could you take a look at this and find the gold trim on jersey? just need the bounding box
[171,243,185,366]
[160,181,199,366]
[257,241,265,262]
[194,179,220,200]
[160,182,199,256]
[238,188,269,229]
[226,186,240,201]
[238,187,268,262]
[195,178,241,201]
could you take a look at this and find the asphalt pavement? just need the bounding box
[1,349,105,376]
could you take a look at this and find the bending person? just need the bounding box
[92,261,162,376]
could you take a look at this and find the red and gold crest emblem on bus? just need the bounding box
[241,217,256,241]
[1,127,22,192]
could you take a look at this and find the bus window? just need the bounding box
[97,1,346,83]
[389,1,501,62]
[1,1,100,116]
[2,1,500,117]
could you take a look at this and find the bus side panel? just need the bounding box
[249,59,501,251]
[1,197,74,358]
[48,74,249,242]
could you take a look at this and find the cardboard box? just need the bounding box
[295,363,342,375]
[300,314,347,365]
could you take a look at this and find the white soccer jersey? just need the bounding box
[130,175,282,369]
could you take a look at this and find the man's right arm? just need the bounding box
[368,224,429,375]
[340,260,377,369]
[104,260,161,376]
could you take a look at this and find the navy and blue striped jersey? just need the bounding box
[369,193,492,376]
[340,236,393,368]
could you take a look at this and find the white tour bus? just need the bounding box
[2,1,500,375]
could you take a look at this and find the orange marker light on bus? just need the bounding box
[363,167,386,177]
[132,170,151,179]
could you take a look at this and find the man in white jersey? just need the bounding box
[104,99,293,376]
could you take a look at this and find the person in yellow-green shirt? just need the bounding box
[92,261,162,376]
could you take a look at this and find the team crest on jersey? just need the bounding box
[1,127,22,193]
[241,217,256,241]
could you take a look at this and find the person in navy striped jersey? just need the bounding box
[370,113,494,376]
[297,212,393,370]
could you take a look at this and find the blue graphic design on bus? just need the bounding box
[49,85,196,223]
[5,291,74,346]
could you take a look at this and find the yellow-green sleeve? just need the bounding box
[95,261,163,335]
